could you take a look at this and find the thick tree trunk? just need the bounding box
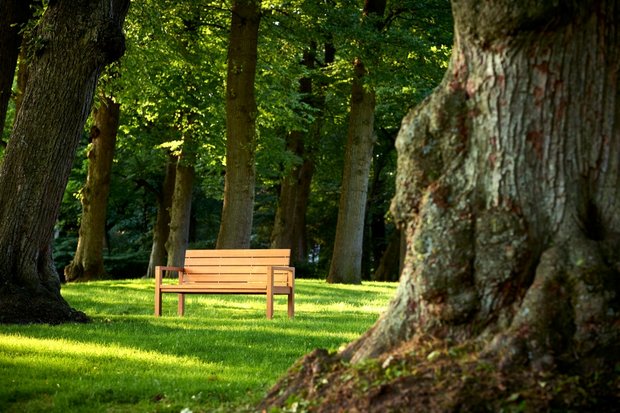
[0,0,33,137]
[166,158,195,268]
[261,1,619,411]
[217,0,261,249]
[345,1,620,369]
[327,59,377,284]
[0,0,129,324]
[65,96,120,282]
[146,155,177,278]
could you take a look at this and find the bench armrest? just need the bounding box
[155,266,186,284]
[270,265,295,286]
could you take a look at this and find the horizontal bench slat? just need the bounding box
[185,257,291,266]
[184,249,291,258]
[184,266,292,275]
[184,273,290,283]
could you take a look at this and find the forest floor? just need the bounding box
[260,336,620,412]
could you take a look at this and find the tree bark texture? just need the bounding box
[327,0,386,284]
[0,0,129,324]
[217,0,261,249]
[65,96,120,282]
[146,155,177,277]
[0,0,33,137]
[343,0,620,371]
[166,155,195,268]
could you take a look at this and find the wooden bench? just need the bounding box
[154,249,295,319]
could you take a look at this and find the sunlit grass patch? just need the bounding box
[0,278,396,412]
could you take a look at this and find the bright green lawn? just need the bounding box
[0,279,397,412]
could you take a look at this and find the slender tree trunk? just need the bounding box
[166,154,195,268]
[65,96,120,282]
[261,2,619,411]
[327,0,386,284]
[371,228,401,281]
[217,0,261,249]
[0,0,33,137]
[146,155,176,277]
[0,0,129,324]
[291,154,315,263]
[271,49,315,252]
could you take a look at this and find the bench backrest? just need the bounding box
[182,249,292,285]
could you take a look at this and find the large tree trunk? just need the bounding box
[216,0,261,249]
[0,0,33,137]
[0,0,129,324]
[327,0,386,284]
[146,155,177,278]
[65,96,120,282]
[261,1,619,410]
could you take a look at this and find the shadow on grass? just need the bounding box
[0,279,397,413]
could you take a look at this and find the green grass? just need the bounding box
[0,279,397,412]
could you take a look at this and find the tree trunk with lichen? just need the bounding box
[261,1,619,410]
[65,96,120,282]
[0,0,129,324]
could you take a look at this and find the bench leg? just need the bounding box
[178,293,185,316]
[287,291,294,318]
[155,290,162,317]
[266,268,274,319]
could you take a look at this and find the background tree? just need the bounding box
[327,0,386,284]
[64,95,120,282]
[0,0,129,323]
[261,0,620,410]
[217,0,262,249]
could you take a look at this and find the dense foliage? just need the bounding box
[51,0,452,278]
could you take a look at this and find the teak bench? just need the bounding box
[154,249,295,319]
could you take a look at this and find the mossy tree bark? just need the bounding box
[65,96,120,282]
[262,0,619,409]
[344,0,620,370]
[0,0,129,324]
[217,0,261,249]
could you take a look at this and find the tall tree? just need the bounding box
[270,48,315,252]
[0,0,34,138]
[262,0,620,410]
[65,95,120,282]
[327,0,387,284]
[0,0,129,323]
[217,0,261,249]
